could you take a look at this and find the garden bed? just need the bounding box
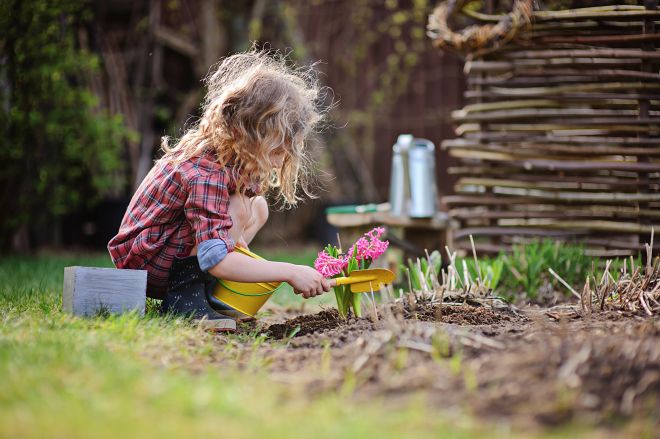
[2,252,657,438]
[266,303,516,340]
[223,301,659,428]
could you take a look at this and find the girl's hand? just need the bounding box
[287,265,332,299]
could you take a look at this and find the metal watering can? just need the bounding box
[388,134,438,218]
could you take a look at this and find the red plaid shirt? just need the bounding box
[108,153,236,297]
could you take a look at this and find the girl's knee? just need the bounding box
[228,194,251,225]
[228,194,268,230]
[251,196,269,227]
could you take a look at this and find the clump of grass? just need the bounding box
[399,240,498,306]
[400,239,632,304]
[400,250,442,297]
[498,240,593,300]
[550,235,660,315]
[462,239,633,303]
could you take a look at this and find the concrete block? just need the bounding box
[63,266,147,317]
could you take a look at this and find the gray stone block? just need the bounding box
[63,267,147,316]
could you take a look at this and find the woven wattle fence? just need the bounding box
[428,1,660,256]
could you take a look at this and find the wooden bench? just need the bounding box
[326,205,452,260]
[63,267,147,317]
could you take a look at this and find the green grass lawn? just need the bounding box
[0,252,480,439]
[0,252,617,438]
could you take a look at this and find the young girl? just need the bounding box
[108,50,331,331]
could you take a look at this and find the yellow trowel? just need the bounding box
[260,268,395,293]
[261,268,395,293]
[234,246,395,294]
[328,268,396,293]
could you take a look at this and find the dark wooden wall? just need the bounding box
[291,0,465,202]
[371,49,465,200]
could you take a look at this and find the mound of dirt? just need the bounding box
[266,309,343,339]
[400,302,511,325]
[466,319,660,425]
[265,303,516,341]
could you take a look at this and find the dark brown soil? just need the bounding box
[393,302,513,325]
[218,303,659,430]
[266,302,517,341]
[464,318,660,425]
[266,308,343,339]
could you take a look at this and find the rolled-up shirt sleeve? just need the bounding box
[184,170,235,271]
[197,239,229,272]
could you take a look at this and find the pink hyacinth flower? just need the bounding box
[367,226,386,240]
[348,227,389,262]
[348,237,369,260]
[364,237,389,260]
[314,251,346,277]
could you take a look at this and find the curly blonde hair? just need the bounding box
[160,49,325,207]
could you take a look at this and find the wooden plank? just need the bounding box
[453,227,579,239]
[448,166,650,181]
[453,238,660,254]
[456,123,659,136]
[533,9,660,21]
[456,177,660,192]
[496,219,658,234]
[444,194,631,206]
[462,5,660,22]
[503,48,660,59]
[457,186,660,202]
[538,33,660,44]
[452,108,647,123]
[459,97,659,111]
[581,237,660,251]
[448,149,660,172]
[464,92,660,105]
[456,99,650,113]
[467,91,660,100]
[450,204,660,219]
[529,20,652,33]
[326,211,449,230]
[457,117,660,126]
[466,59,642,74]
[63,267,147,317]
[468,71,660,85]
[443,140,660,157]
[326,212,379,228]
[462,134,660,146]
[450,149,633,162]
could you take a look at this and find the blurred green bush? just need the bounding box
[0,0,135,251]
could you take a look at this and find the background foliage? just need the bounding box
[0,0,133,251]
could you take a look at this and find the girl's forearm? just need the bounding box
[207,251,293,283]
